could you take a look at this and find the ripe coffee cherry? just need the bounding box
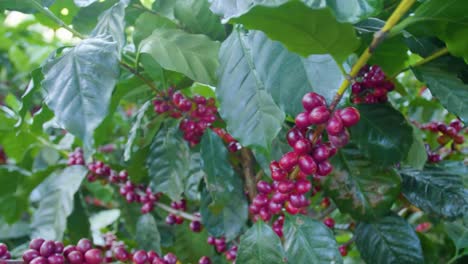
[249,203,260,214]
[132,250,148,264]
[294,139,312,155]
[298,155,317,175]
[329,130,350,148]
[113,246,130,261]
[338,107,360,127]
[67,251,84,264]
[277,180,295,194]
[256,181,273,194]
[0,244,7,256]
[84,249,103,264]
[199,256,212,264]
[259,207,272,221]
[287,128,304,147]
[30,238,45,251]
[63,246,76,256]
[30,257,48,264]
[48,254,65,264]
[308,106,330,124]
[269,201,283,214]
[317,161,333,176]
[295,112,311,128]
[147,251,159,263]
[450,119,463,132]
[271,191,289,203]
[302,92,326,111]
[54,242,64,253]
[295,179,312,194]
[163,253,177,264]
[76,239,92,253]
[289,194,308,208]
[190,221,203,232]
[323,217,335,228]
[253,194,269,207]
[339,245,348,256]
[285,202,301,215]
[279,152,299,171]
[312,145,330,162]
[23,249,40,264]
[207,236,216,245]
[326,115,344,136]
[39,240,56,257]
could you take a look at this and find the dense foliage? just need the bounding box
[0,0,467,263]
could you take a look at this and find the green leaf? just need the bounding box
[133,13,177,48]
[200,130,244,208]
[403,126,427,170]
[0,166,30,223]
[214,1,360,61]
[0,0,54,13]
[72,0,119,34]
[350,104,413,166]
[0,106,17,132]
[185,152,205,202]
[139,28,220,85]
[200,187,248,241]
[20,68,43,119]
[36,0,79,29]
[355,215,424,264]
[74,0,98,7]
[284,215,342,264]
[171,221,215,262]
[412,64,468,123]
[66,192,91,244]
[31,166,88,240]
[399,166,467,220]
[236,221,287,264]
[1,128,37,163]
[146,122,190,201]
[322,146,401,220]
[445,218,468,250]
[217,29,285,152]
[124,101,151,161]
[174,0,226,41]
[42,38,120,150]
[368,35,409,76]
[0,218,30,239]
[136,214,162,254]
[312,0,384,23]
[90,1,127,52]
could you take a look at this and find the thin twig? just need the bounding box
[240,148,258,201]
[119,62,159,92]
[392,47,449,78]
[155,202,200,222]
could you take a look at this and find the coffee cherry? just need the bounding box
[0,244,6,257]
[298,155,317,175]
[48,254,65,264]
[163,253,177,264]
[317,161,333,176]
[63,246,76,256]
[329,130,350,148]
[339,245,348,256]
[147,251,159,263]
[295,179,312,194]
[277,180,295,194]
[302,92,326,111]
[295,112,311,128]
[338,107,360,127]
[308,106,330,124]
[271,191,289,203]
[326,115,344,136]
[132,250,148,264]
[285,202,301,215]
[323,217,335,228]
[259,207,272,221]
[30,257,48,264]
[312,145,330,162]
[54,242,64,253]
[294,139,312,155]
[113,247,130,261]
[29,238,45,251]
[289,194,308,208]
[253,194,269,207]
[268,201,283,214]
[76,239,92,254]
[256,181,273,194]
[23,249,40,264]
[207,236,216,245]
[39,240,56,257]
[67,251,84,264]
[450,119,463,132]
[279,152,299,171]
[190,221,203,232]
[287,128,304,147]
[199,256,212,264]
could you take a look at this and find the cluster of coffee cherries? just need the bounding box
[418,119,465,162]
[22,238,102,264]
[198,256,212,264]
[212,128,241,152]
[351,65,395,104]
[0,243,11,261]
[165,200,203,233]
[0,146,7,164]
[153,89,217,146]
[67,148,85,166]
[249,92,360,222]
[207,237,237,262]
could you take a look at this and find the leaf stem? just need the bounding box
[154,202,201,222]
[119,62,159,92]
[28,0,85,39]
[392,47,449,78]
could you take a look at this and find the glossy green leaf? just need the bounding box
[139,28,220,85]
[133,13,177,47]
[350,104,414,166]
[174,0,225,41]
[185,152,205,202]
[403,126,427,170]
[42,38,120,150]
[200,187,248,241]
[412,64,468,123]
[322,146,401,220]
[66,192,91,244]
[214,1,360,61]
[0,0,54,13]
[216,29,285,152]
[236,221,287,264]
[72,0,119,34]
[399,166,467,220]
[146,122,190,201]
[355,215,424,264]
[284,215,342,264]
[136,214,162,254]
[31,165,88,240]
[90,1,127,52]
[368,35,409,76]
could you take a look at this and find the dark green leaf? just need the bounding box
[174,0,226,41]
[20,68,43,119]
[200,188,248,241]
[146,122,190,201]
[90,1,127,52]
[412,64,468,123]
[236,221,287,264]
[31,166,88,240]
[216,29,285,152]
[322,146,401,220]
[350,104,413,166]
[133,13,177,47]
[0,165,30,223]
[66,192,91,243]
[0,0,54,13]
[368,35,409,76]
[185,152,205,201]
[42,38,120,150]
[399,166,467,220]
[403,126,427,170]
[445,218,468,250]
[139,28,220,85]
[136,214,162,254]
[214,1,360,61]
[284,215,342,264]
[171,221,215,262]
[72,0,119,34]
[355,215,424,264]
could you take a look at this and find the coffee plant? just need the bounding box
[0,0,467,263]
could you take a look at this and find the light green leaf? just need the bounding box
[403,125,427,170]
[42,38,120,150]
[136,214,162,254]
[133,12,177,47]
[139,28,220,85]
[90,1,127,52]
